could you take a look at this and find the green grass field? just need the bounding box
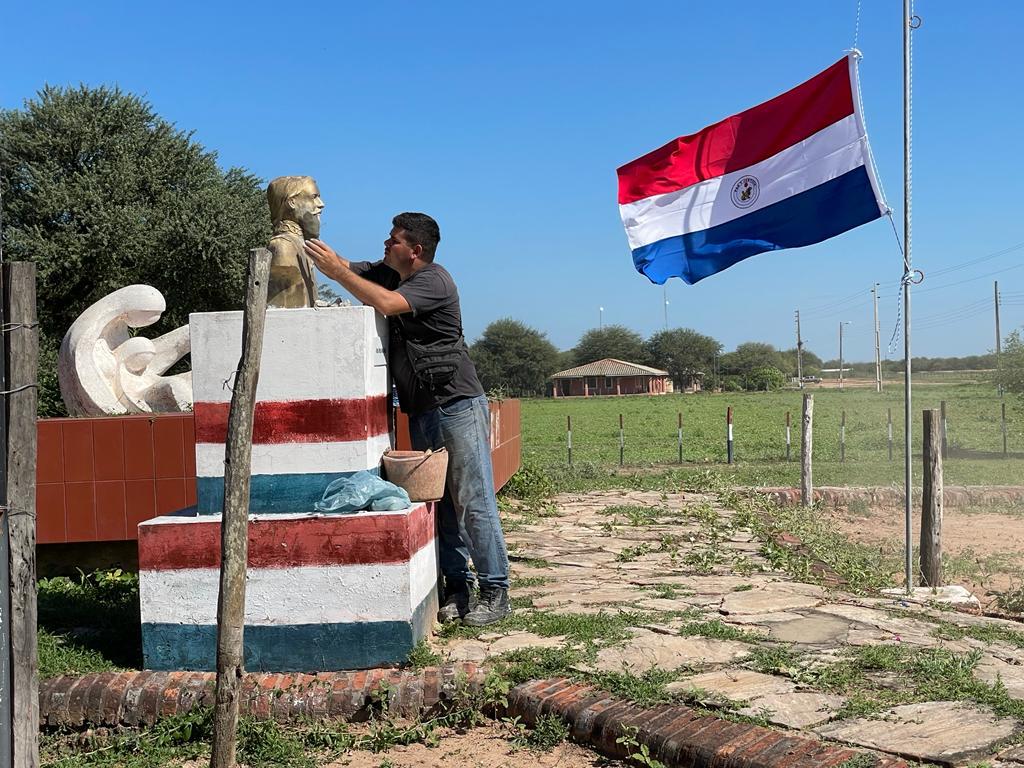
[520,378,1024,487]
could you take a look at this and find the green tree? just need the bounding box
[470,318,560,397]
[720,342,786,378]
[573,325,645,366]
[996,330,1024,397]
[0,85,270,415]
[643,328,721,388]
[744,365,786,391]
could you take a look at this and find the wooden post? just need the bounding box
[726,407,734,464]
[940,400,948,458]
[3,264,39,768]
[210,249,271,768]
[785,411,791,462]
[618,413,624,466]
[801,394,813,507]
[920,409,943,588]
[677,412,683,464]
[566,415,572,466]
[840,410,846,463]
[1002,402,1008,456]
[887,407,894,462]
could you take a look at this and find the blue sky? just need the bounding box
[3,1,1021,362]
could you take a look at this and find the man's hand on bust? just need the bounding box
[304,239,349,280]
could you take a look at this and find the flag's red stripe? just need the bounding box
[617,57,854,205]
[138,502,434,570]
[194,396,388,444]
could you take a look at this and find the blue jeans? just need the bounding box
[408,394,510,591]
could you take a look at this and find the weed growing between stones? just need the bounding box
[406,639,443,669]
[797,644,1024,721]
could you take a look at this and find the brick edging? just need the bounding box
[39,664,485,728]
[41,669,907,768]
[507,678,907,768]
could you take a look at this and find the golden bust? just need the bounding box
[266,175,324,308]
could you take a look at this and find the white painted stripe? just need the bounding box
[139,540,437,626]
[139,503,425,527]
[195,432,393,477]
[190,306,389,403]
[620,115,884,250]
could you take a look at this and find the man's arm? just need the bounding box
[304,239,412,316]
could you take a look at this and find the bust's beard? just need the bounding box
[299,211,321,239]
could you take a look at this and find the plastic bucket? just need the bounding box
[381,448,448,502]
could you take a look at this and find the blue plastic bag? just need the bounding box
[314,470,411,514]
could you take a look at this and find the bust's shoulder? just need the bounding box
[268,233,303,259]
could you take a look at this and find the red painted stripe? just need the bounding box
[138,502,435,570]
[617,57,854,205]
[194,395,388,445]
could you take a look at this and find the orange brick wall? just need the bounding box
[36,399,521,545]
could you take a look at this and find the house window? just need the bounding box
[587,377,597,390]
[605,377,613,389]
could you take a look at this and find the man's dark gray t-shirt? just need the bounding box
[349,260,484,414]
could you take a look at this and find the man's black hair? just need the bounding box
[393,212,441,263]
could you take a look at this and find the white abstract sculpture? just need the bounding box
[58,285,193,416]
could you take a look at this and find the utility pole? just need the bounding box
[795,310,804,388]
[995,281,1002,396]
[872,283,882,393]
[663,287,669,331]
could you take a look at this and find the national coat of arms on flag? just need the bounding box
[617,53,888,285]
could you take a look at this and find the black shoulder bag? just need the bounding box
[398,317,466,392]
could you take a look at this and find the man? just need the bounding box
[305,213,512,627]
[266,175,324,308]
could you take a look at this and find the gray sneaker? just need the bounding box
[437,587,474,624]
[462,587,512,627]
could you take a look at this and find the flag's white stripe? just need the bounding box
[848,53,889,215]
[195,433,393,478]
[620,115,883,250]
[139,540,436,626]
[191,308,388,403]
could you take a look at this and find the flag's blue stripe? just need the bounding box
[631,166,882,285]
[197,468,380,515]
[142,589,436,671]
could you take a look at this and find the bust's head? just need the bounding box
[267,176,324,239]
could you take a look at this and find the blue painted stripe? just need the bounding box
[196,468,380,515]
[142,588,437,672]
[631,166,882,285]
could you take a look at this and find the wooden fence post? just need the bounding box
[801,394,813,507]
[3,263,39,768]
[726,407,734,464]
[210,248,271,768]
[920,409,943,588]
[887,407,894,462]
[840,410,846,463]
[618,413,624,466]
[1002,402,1008,456]
[566,415,572,466]
[677,412,683,464]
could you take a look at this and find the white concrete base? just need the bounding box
[881,585,981,608]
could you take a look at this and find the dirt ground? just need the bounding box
[819,502,1024,609]
[324,722,622,768]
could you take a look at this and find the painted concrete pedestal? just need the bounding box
[139,306,439,671]
[138,504,437,671]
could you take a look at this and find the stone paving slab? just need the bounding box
[816,701,1023,765]
[589,629,752,673]
[666,669,796,700]
[767,613,853,645]
[738,691,847,729]
[974,654,1024,699]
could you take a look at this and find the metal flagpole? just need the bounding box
[902,0,914,594]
